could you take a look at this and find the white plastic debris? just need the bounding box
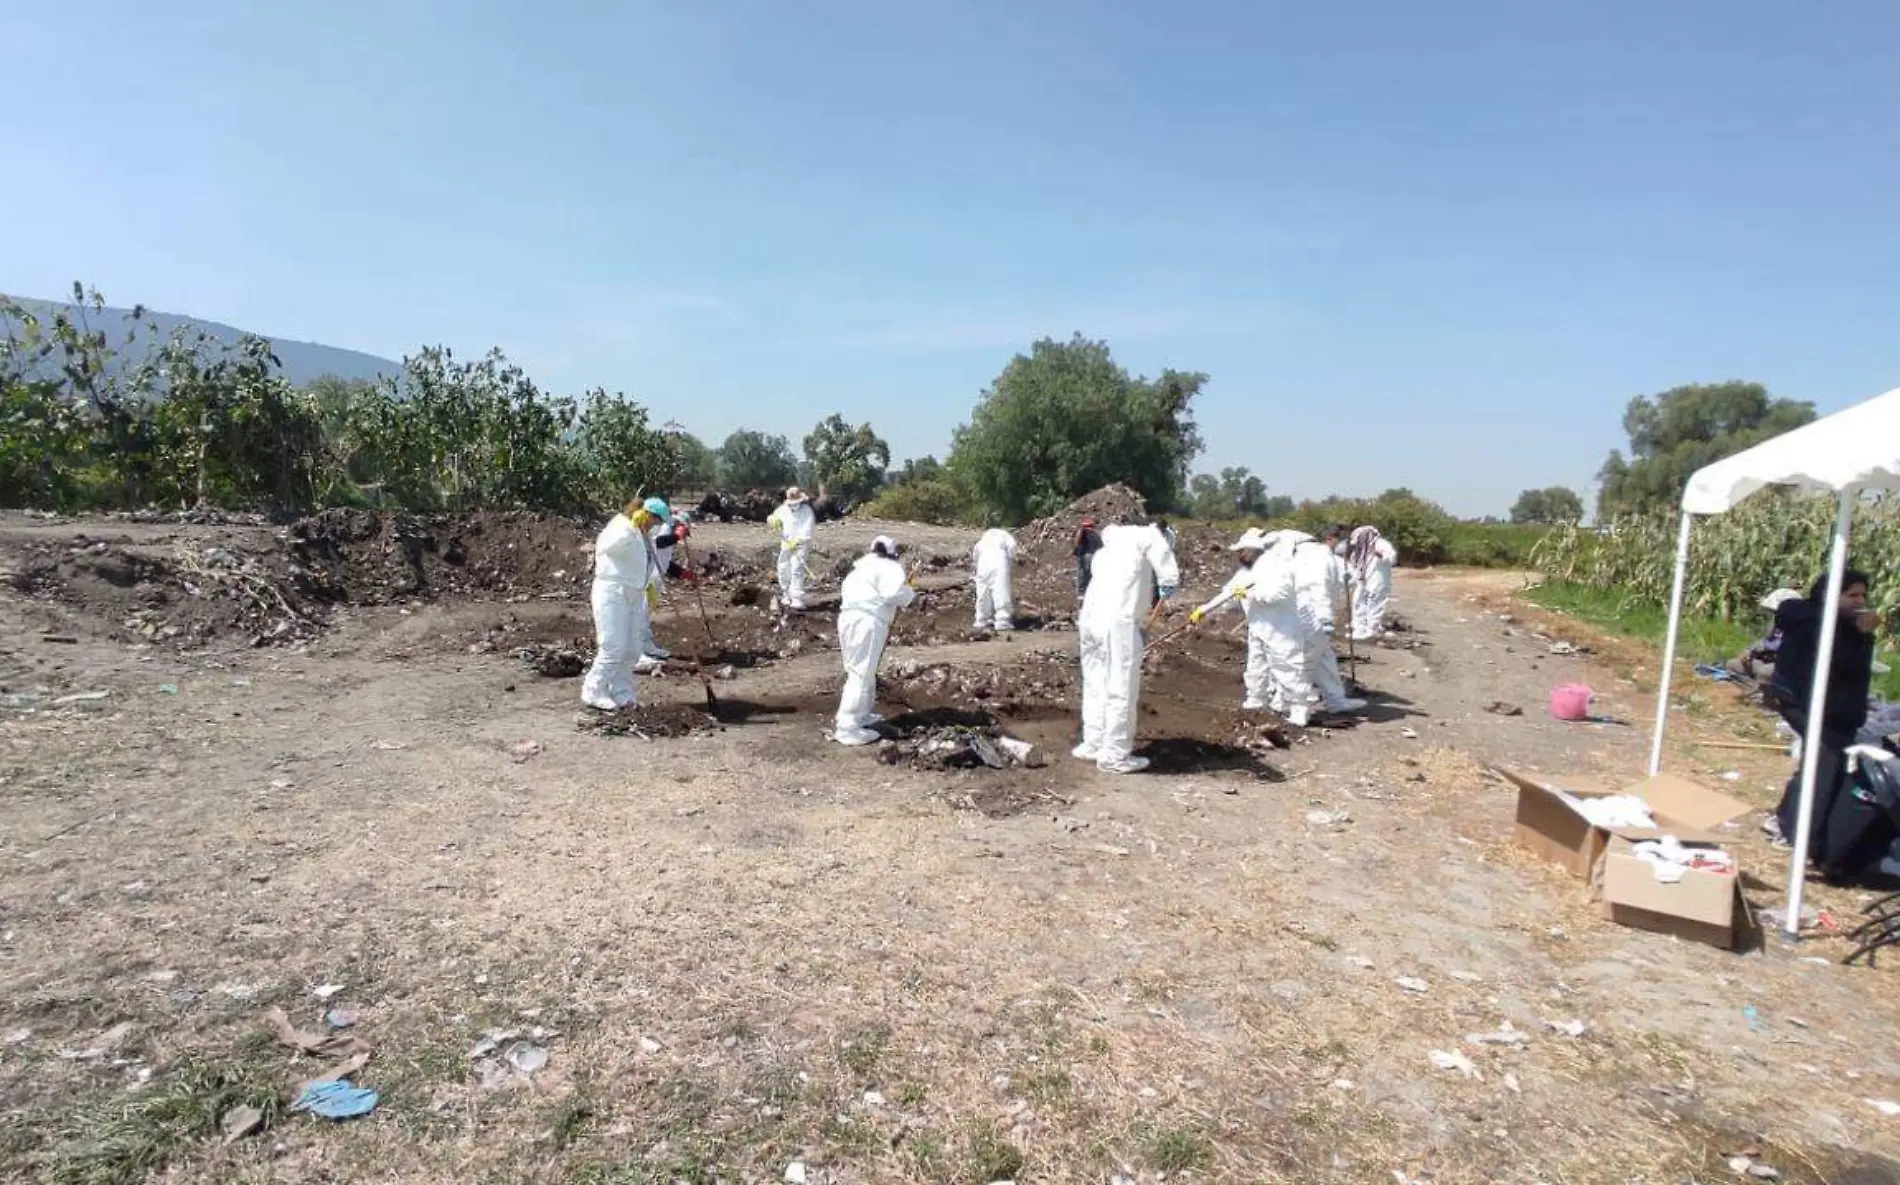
[1448,971,1482,983]
[1466,1022,1528,1047]
[1395,977,1429,994]
[1503,1072,1521,1094]
[1545,1019,1589,1038]
[1429,1049,1479,1079]
[784,1163,809,1185]
[1866,1098,1900,1117]
[312,983,345,1000]
[505,1042,549,1075]
[1305,809,1352,829]
[1400,727,1419,739]
[639,1036,664,1054]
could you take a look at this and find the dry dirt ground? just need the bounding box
[2,511,1899,1185]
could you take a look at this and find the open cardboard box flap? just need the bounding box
[1499,766,1752,950]
[1498,767,1749,879]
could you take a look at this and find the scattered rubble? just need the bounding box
[578,704,723,739]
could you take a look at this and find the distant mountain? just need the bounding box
[3,295,403,387]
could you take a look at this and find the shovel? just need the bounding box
[1148,584,1245,654]
[676,538,723,718]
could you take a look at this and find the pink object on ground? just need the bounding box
[1549,683,1595,722]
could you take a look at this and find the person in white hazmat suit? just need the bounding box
[1075,522,1179,774]
[1190,528,1314,725]
[833,536,917,746]
[582,498,668,710]
[1260,529,1366,715]
[634,501,686,666]
[1343,525,1398,640]
[971,527,1018,632]
[767,487,817,610]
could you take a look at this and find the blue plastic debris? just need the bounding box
[292,1079,379,1120]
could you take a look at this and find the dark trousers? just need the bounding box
[1775,705,1854,860]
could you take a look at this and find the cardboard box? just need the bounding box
[1498,768,1751,949]
[1501,769,1748,876]
[1599,835,1745,950]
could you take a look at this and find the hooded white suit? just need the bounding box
[971,528,1017,631]
[1195,541,1310,725]
[1261,531,1361,713]
[1344,526,1398,640]
[833,549,916,745]
[1076,524,1179,772]
[582,514,660,710]
[768,499,817,609]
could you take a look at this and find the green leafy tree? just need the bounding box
[575,391,680,506]
[137,330,326,511]
[716,430,800,491]
[1598,381,1815,517]
[889,455,945,486]
[1510,486,1585,525]
[668,431,718,488]
[948,334,1206,523]
[1187,465,1277,519]
[802,414,891,505]
[860,478,973,526]
[1,295,110,506]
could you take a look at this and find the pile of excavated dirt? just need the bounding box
[576,703,723,739]
[1022,484,1150,554]
[873,706,1044,771]
[1007,484,1241,606]
[8,535,321,648]
[517,642,587,678]
[285,509,601,604]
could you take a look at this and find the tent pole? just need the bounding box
[1648,512,1695,776]
[1782,492,1857,938]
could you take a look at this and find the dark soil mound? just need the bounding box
[286,509,599,604]
[9,535,320,647]
[577,703,723,738]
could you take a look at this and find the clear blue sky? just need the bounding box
[5,1,1897,517]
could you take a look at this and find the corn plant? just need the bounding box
[1532,492,1900,629]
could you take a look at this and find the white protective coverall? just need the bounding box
[1076,524,1179,773]
[767,498,817,609]
[1262,531,1363,713]
[971,528,1017,631]
[636,516,682,661]
[582,514,659,710]
[1345,526,1398,641]
[1195,537,1311,724]
[833,544,916,745]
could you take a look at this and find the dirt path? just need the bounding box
[2,539,1898,1184]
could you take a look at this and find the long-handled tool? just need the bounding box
[1342,575,1359,689]
[1146,583,1246,654]
[676,537,723,717]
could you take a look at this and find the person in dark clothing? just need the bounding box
[1073,517,1104,596]
[1767,569,1881,857]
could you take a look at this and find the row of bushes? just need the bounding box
[861,478,1550,570]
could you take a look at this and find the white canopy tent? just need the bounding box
[1647,386,1900,939]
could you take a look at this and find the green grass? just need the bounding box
[1527,580,1900,700]
[1525,581,1758,666]
[48,1057,283,1185]
[1137,1122,1215,1174]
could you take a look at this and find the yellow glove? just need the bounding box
[1188,608,1206,625]
[782,539,802,552]
[644,584,660,610]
